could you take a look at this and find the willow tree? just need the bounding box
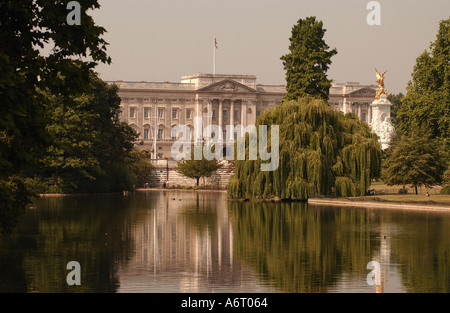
[227,97,381,200]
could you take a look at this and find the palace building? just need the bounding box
[111,73,378,159]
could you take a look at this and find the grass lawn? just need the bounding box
[347,194,450,206]
[369,182,443,195]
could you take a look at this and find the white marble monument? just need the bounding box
[370,69,395,149]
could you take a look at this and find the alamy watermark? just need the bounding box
[367,1,381,26]
[66,261,81,286]
[66,1,81,25]
[171,118,279,172]
[366,261,381,286]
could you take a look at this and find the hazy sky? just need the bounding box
[92,0,450,94]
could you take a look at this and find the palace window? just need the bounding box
[223,110,227,120]
[172,108,178,119]
[144,128,149,140]
[212,110,216,119]
[144,108,150,119]
[256,111,261,118]
[157,128,164,140]
[130,108,136,118]
[171,127,178,140]
[158,108,164,119]
[186,109,191,119]
[185,128,191,140]
[234,110,239,121]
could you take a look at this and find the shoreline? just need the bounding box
[37,190,450,212]
[38,188,227,197]
[308,198,450,212]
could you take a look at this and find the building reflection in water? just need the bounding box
[116,191,272,293]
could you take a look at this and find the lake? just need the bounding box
[1,190,449,293]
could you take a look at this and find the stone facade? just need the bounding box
[112,73,285,159]
[111,74,380,159]
[328,82,379,124]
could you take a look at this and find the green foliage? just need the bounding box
[0,177,32,234]
[387,93,404,129]
[396,18,450,149]
[126,149,153,187]
[439,164,450,194]
[227,97,381,200]
[442,185,450,195]
[280,16,337,102]
[334,177,355,198]
[0,0,111,233]
[35,72,138,193]
[0,0,110,176]
[382,127,447,194]
[177,146,224,186]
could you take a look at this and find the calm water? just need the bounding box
[1,190,450,293]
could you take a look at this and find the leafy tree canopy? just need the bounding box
[0,0,111,233]
[35,71,140,193]
[382,126,447,194]
[396,18,450,149]
[0,0,111,174]
[280,16,337,102]
[387,93,404,129]
[177,146,224,186]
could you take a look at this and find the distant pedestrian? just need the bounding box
[162,181,166,189]
[426,191,430,197]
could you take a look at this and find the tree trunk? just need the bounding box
[196,177,200,186]
[415,185,418,195]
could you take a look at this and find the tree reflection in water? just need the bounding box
[228,201,378,292]
[1,191,450,293]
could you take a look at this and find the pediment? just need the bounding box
[198,79,257,93]
[349,87,377,97]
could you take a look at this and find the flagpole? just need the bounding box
[213,33,216,74]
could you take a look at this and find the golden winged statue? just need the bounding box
[375,68,388,99]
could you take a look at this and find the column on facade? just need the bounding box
[199,98,206,142]
[240,100,247,137]
[249,100,257,126]
[371,105,374,125]
[151,99,156,139]
[218,99,223,139]
[229,99,234,140]
[166,101,171,140]
[357,103,362,120]
[195,96,202,144]
[205,98,212,141]
[152,98,158,159]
